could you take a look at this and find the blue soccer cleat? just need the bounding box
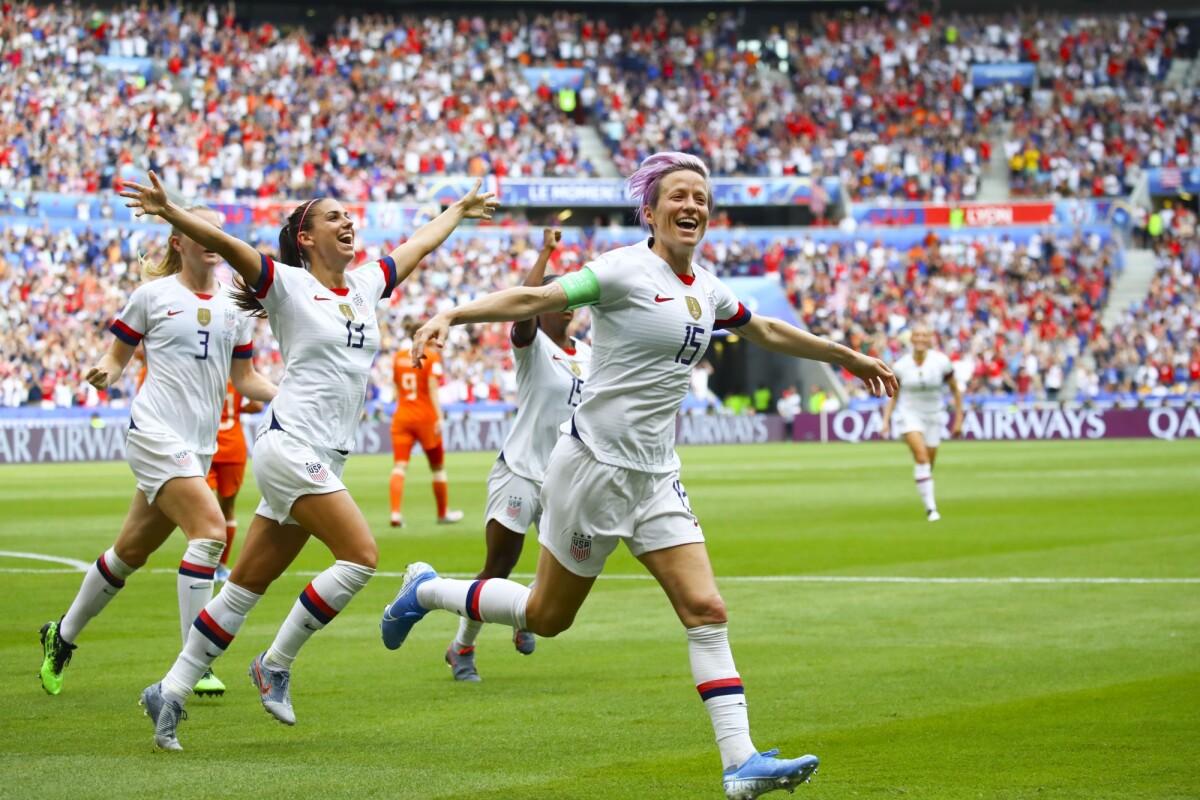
[723,749,819,800]
[380,562,438,650]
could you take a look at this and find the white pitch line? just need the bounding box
[0,554,1197,585]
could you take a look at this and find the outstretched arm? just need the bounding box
[735,315,898,398]
[512,228,562,347]
[120,171,264,287]
[387,179,500,284]
[411,283,569,367]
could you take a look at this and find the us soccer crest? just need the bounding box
[506,495,522,519]
[224,308,237,330]
[685,296,702,321]
[570,532,591,562]
[352,292,366,310]
[338,304,356,321]
[172,450,193,467]
[197,308,211,326]
[306,462,330,483]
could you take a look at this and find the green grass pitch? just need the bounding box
[1,439,1198,799]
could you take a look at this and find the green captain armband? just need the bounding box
[557,267,601,310]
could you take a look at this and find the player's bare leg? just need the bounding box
[641,543,818,795]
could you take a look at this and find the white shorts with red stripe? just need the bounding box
[125,428,212,506]
[251,426,348,526]
[537,434,704,578]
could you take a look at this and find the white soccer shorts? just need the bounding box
[125,428,212,506]
[251,428,348,526]
[893,409,944,448]
[538,435,704,578]
[484,456,543,535]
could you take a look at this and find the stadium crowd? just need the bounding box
[10,216,1200,411]
[2,2,1194,204]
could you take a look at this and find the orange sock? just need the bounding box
[221,521,237,565]
[433,481,448,517]
[390,472,406,515]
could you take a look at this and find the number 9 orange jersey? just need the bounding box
[391,347,442,428]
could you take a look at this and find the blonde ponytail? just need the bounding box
[139,205,212,281]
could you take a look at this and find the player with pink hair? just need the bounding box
[382,152,897,799]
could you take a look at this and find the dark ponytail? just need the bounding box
[234,199,321,318]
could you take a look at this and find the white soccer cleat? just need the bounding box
[927,509,941,522]
[437,510,464,525]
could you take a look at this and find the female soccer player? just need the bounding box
[207,380,265,582]
[381,153,897,800]
[388,326,463,528]
[120,172,497,750]
[880,325,964,521]
[38,207,276,699]
[444,227,591,682]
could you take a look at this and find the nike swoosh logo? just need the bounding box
[314,295,332,302]
[189,582,212,590]
[552,355,563,360]
[303,623,319,631]
[654,295,673,303]
[206,650,221,658]
[166,309,183,316]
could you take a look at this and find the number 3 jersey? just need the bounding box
[251,254,398,452]
[109,275,255,455]
[502,330,591,484]
[572,240,750,473]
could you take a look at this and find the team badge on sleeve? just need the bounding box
[570,532,592,562]
[506,496,522,519]
[306,462,330,483]
[197,308,211,326]
[173,451,193,467]
[685,296,702,320]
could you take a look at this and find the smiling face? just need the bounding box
[912,326,933,355]
[298,200,356,270]
[642,169,710,254]
[173,208,224,273]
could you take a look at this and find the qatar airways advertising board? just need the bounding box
[1,408,1198,464]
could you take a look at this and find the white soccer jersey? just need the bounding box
[251,254,398,452]
[572,240,750,473]
[893,350,954,416]
[110,276,255,454]
[501,330,591,484]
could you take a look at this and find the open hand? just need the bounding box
[848,354,899,398]
[118,170,172,219]
[457,178,500,221]
[411,315,451,367]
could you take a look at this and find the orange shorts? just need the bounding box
[391,420,444,466]
[206,461,247,498]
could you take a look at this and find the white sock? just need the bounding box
[265,561,375,670]
[688,623,757,771]
[177,539,225,647]
[454,618,485,650]
[60,548,136,644]
[162,582,261,701]
[416,577,528,630]
[914,463,936,512]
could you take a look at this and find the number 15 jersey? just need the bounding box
[571,240,749,474]
[251,254,398,452]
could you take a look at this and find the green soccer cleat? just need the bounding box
[194,668,226,697]
[38,619,76,696]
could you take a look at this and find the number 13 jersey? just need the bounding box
[572,240,749,474]
[251,254,398,452]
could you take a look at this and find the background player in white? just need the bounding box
[445,227,591,682]
[38,207,276,699]
[119,172,497,750]
[881,325,964,521]
[381,153,897,800]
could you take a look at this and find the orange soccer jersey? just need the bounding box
[213,381,248,464]
[391,348,443,428]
